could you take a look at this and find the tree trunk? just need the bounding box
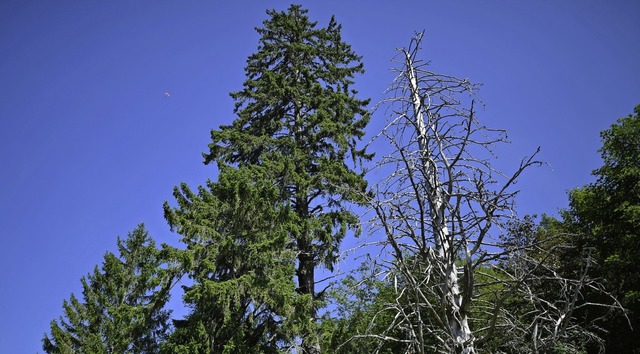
[405,50,475,354]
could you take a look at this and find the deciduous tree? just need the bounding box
[559,105,640,353]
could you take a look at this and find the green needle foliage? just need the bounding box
[42,225,175,353]
[162,5,370,353]
[207,3,370,281]
[162,166,302,353]
[207,3,370,278]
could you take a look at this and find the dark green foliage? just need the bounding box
[560,105,640,353]
[206,3,370,276]
[42,225,175,353]
[164,5,370,352]
[162,166,304,353]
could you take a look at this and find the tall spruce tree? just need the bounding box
[42,225,176,353]
[164,5,370,353]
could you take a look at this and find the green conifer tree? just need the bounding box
[162,165,300,353]
[164,5,370,353]
[43,225,175,353]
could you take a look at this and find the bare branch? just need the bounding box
[352,32,623,354]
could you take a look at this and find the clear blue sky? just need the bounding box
[1,1,638,352]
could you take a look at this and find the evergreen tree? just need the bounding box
[162,166,301,353]
[42,225,176,353]
[164,5,370,353]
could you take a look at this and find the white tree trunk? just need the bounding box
[405,50,475,354]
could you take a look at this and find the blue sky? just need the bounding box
[1,1,638,352]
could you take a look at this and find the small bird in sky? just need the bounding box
[164,91,171,97]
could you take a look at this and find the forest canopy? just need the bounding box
[43,5,637,354]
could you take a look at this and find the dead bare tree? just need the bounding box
[359,32,625,354]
